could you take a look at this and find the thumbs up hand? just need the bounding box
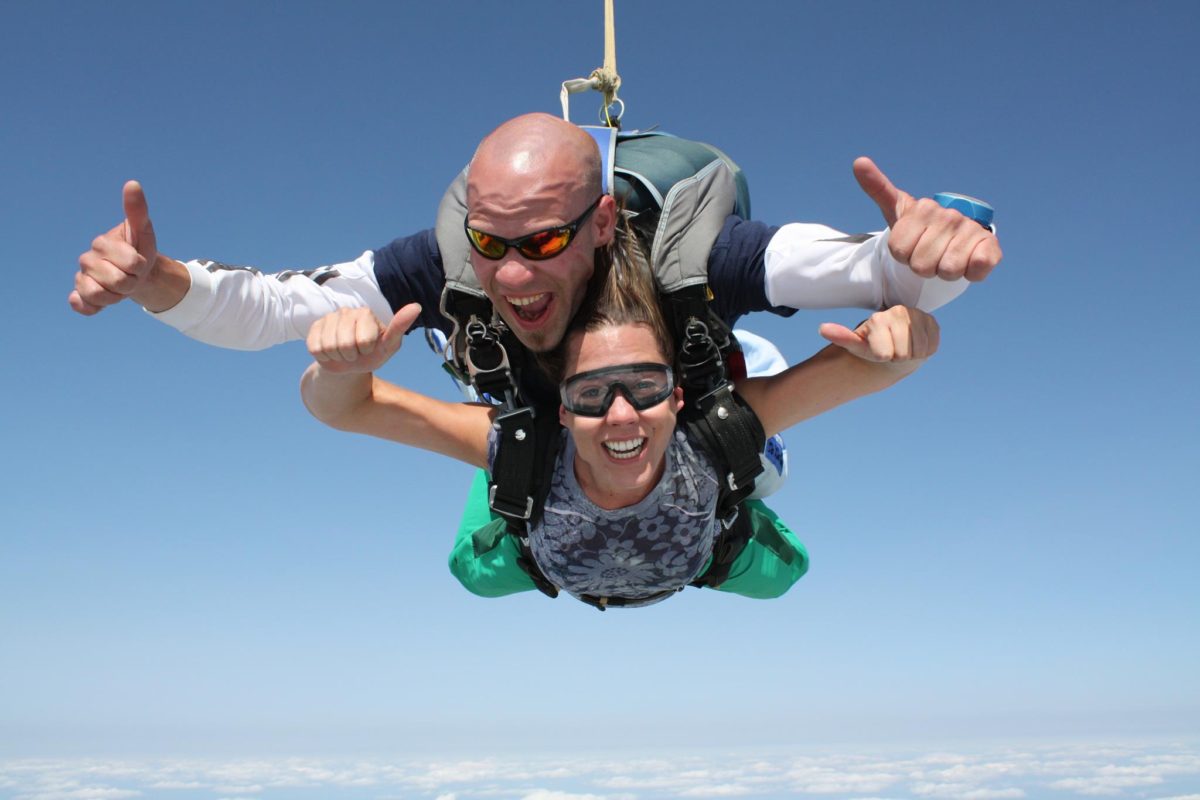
[70,181,164,315]
[306,304,422,374]
[819,305,940,365]
[854,157,1002,282]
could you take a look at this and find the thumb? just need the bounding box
[122,180,157,256]
[379,303,422,358]
[819,322,870,358]
[853,157,908,229]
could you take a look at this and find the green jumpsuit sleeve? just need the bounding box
[708,499,810,599]
[447,470,537,597]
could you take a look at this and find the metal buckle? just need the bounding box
[488,484,534,520]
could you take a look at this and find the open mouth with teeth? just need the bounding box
[603,437,647,461]
[506,292,552,324]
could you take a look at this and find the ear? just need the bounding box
[559,403,569,426]
[592,194,618,245]
[671,386,685,414]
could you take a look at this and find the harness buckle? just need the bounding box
[677,317,726,404]
[488,483,534,520]
[463,317,520,409]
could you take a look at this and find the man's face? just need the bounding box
[466,153,614,353]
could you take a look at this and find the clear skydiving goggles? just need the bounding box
[559,362,675,417]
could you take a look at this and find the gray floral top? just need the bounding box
[491,428,721,606]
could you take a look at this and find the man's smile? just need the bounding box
[504,292,552,323]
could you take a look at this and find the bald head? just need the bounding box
[470,113,602,207]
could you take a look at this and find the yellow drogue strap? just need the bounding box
[560,0,622,126]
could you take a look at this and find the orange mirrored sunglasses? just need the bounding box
[464,196,603,261]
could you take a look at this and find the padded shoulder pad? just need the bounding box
[613,133,750,220]
[615,132,750,293]
[435,167,483,297]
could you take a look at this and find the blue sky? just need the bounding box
[2,0,1198,794]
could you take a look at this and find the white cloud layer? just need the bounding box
[0,741,1197,799]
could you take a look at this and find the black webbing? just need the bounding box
[687,385,765,518]
[690,503,754,589]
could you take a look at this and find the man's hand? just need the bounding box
[854,157,1002,282]
[307,304,422,374]
[819,305,940,363]
[70,181,162,315]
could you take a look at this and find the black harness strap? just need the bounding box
[690,502,754,589]
[488,405,539,520]
[663,283,766,590]
[516,536,560,599]
[576,587,683,611]
[685,387,765,519]
[665,284,766,523]
[498,411,564,599]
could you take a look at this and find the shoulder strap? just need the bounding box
[491,411,563,599]
[666,282,764,520]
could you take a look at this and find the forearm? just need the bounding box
[300,363,374,430]
[300,365,492,469]
[146,251,395,350]
[762,224,967,312]
[737,345,922,437]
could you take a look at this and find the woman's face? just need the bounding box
[559,323,684,508]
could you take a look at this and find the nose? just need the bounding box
[604,391,639,424]
[492,253,537,290]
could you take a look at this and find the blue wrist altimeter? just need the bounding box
[934,192,994,229]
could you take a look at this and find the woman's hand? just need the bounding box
[818,305,939,364]
[306,303,421,374]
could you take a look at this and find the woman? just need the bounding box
[301,256,939,607]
